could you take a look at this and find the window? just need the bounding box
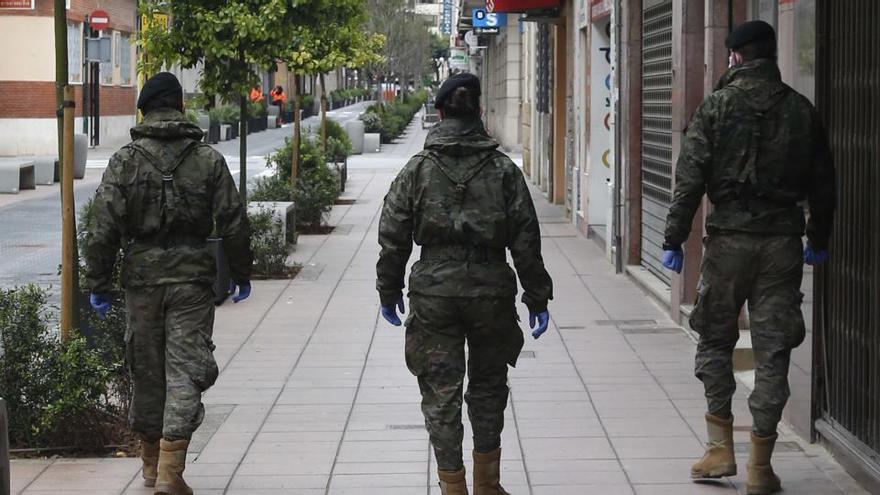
[101,31,114,85]
[67,22,82,83]
[114,31,121,68]
[119,33,132,86]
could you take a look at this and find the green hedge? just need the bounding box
[251,136,341,233]
[362,89,428,143]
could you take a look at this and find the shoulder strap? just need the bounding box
[126,139,201,245]
[728,86,792,189]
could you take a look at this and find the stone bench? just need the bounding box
[364,133,381,154]
[33,158,57,185]
[0,160,36,194]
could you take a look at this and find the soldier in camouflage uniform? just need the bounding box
[376,74,553,495]
[85,73,253,495]
[662,21,835,495]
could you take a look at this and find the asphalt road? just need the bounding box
[0,101,374,294]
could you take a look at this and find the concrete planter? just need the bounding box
[249,201,297,245]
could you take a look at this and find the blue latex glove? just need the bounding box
[230,281,251,303]
[89,292,111,320]
[804,243,829,266]
[662,248,684,273]
[381,297,405,326]
[529,310,550,339]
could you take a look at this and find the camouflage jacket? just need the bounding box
[376,117,553,312]
[664,59,836,250]
[85,109,253,293]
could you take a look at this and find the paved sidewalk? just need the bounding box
[10,123,868,494]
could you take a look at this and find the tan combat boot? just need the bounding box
[141,438,160,487]
[747,432,782,495]
[438,468,469,495]
[691,413,737,479]
[155,439,193,495]
[473,448,510,495]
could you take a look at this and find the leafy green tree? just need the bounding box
[282,0,384,177]
[139,0,315,201]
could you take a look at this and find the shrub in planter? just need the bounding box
[294,160,340,233]
[261,136,340,233]
[325,120,353,162]
[360,112,381,134]
[248,206,292,278]
[0,285,118,450]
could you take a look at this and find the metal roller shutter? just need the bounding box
[640,0,673,284]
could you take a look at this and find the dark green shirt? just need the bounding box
[664,60,836,250]
[85,109,252,293]
[377,117,553,312]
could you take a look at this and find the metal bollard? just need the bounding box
[0,398,9,495]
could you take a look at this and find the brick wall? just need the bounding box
[0,0,137,32]
[0,81,135,118]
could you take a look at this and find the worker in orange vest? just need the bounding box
[249,85,264,103]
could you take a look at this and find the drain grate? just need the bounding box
[331,224,354,235]
[558,325,586,330]
[387,424,425,430]
[298,263,326,281]
[620,327,682,335]
[596,319,658,326]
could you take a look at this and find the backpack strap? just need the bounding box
[726,85,792,193]
[127,139,201,246]
[418,149,499,237]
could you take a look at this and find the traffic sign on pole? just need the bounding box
[90,9,109,30]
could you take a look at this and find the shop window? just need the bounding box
[101,31,114,85]
[67,22,82,84]
[119,33,132,86]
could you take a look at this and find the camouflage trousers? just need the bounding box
[690,234,806,437]
[125,283,219,441]
[405,295,525,471]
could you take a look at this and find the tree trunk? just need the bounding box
[55,0,79,335]
[292,75,301,185]
[239,94,248,202]
[320,72,328,153]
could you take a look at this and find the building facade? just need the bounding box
[0,0,138,155]
[485,0,878,489]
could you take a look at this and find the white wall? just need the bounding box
[0,115,135,156]
[0,17,55,82]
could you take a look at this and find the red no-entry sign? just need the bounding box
[90,9,110,30]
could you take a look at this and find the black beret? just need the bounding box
[725,20,776,50]
[434,73,481,110]
[137,72,183,110]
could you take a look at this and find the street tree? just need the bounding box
[138,0,294,202]
[365,0,433,102]
[282,0,384,178]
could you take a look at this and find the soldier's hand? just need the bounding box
[662,247,684,273]
[89,292,111,320]
[381,297,405,327]
[529,310,550,339]
[804,243,829,266]
[230,281,252,303]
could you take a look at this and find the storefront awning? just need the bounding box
[490,0,560,13]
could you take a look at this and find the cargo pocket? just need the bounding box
[404,320,428,377]
[689,281,710,335]
[193,330,219,391]
[785,290,807,349]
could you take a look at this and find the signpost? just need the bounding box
[90,9,110,30]
[473,8,507,29]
